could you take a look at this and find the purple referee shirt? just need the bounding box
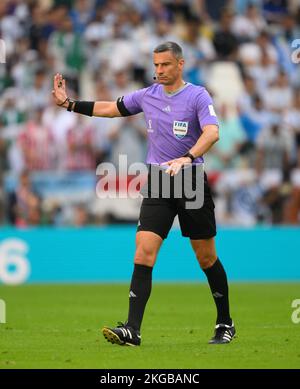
[119,82,219,165]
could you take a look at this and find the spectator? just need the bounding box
[261,184,289,224]
[84,7,113,74]
[206,103,247,171]
[181,16,216,84]
[263,0,289,23]
[110,115,147,168]
[284,187,300,224]
[42,99,78,170]
[0,87,27,141]
[262,70,293,113]
[213,8,239,60]
[92,80,121,165]
[247,49,279,93]
[234,0,262,15]
[239,95,275,143]
[202,0,228,21]
[28,3,47,51]
[283,89,300,167]
[73,203,92,226]
[256,123,293,171]
[237,74,257,113]
[273,13,300,81]
[69,0,95,33]
[97,18,134,75]
[148,0,172,23]
[7,170,42,226]
[111,69,139,99]
[11,43,40,90]
[0,123,9,173]
[239,30,278,67]
[18,108,56,171]
[48,15,85,92]
[65,116,96,171]
[127,8,152,84]
[26,69,51,110]
[232,3,267,41]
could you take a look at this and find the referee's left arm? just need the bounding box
[188,124,219,159]
[162,124,219,175]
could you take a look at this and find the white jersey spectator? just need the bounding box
[232,4,267,40]
[262,72,293,113]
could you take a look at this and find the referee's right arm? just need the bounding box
[92,101,122,118]
[52,73,123,118]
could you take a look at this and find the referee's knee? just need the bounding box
[134,247,157,267]
[196,253,217,270]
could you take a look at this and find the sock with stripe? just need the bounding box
[203,258,232,326]
[127,264,153,331]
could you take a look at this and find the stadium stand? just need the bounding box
[0,0,300,226]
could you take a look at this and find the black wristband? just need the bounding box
[183,151,195,162]
[73,101,95,117]
[67,99,75,112]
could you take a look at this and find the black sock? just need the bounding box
[127,264,153,331]
[203,258,232,326]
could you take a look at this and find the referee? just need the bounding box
[52,41,235,345]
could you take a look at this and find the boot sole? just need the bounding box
[101,327,138,346]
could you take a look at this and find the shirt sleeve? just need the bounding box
[196,88,219,128]
[116,87,147,116]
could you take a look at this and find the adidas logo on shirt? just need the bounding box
[162,105,171,112]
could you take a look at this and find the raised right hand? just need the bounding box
[52,73,68,107]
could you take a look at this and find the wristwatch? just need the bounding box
[183,151,195,162]
[67,98,75,112]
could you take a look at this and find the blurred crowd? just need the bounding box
[0,0,300,226]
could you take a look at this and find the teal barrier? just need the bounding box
[0,226,299,284]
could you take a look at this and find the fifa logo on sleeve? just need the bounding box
[291,299,300,324]
[0,39,6,63]
[0,299,6,324]
[291,39,300,64]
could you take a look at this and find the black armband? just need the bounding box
[116,96,133,117]
[73,101,95,117]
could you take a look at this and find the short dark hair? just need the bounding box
[153,41,183,60]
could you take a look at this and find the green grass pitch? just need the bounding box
[0,283,299,369]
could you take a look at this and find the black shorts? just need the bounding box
[137,165,216,240]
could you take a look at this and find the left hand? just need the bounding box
[161,157,192,176]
